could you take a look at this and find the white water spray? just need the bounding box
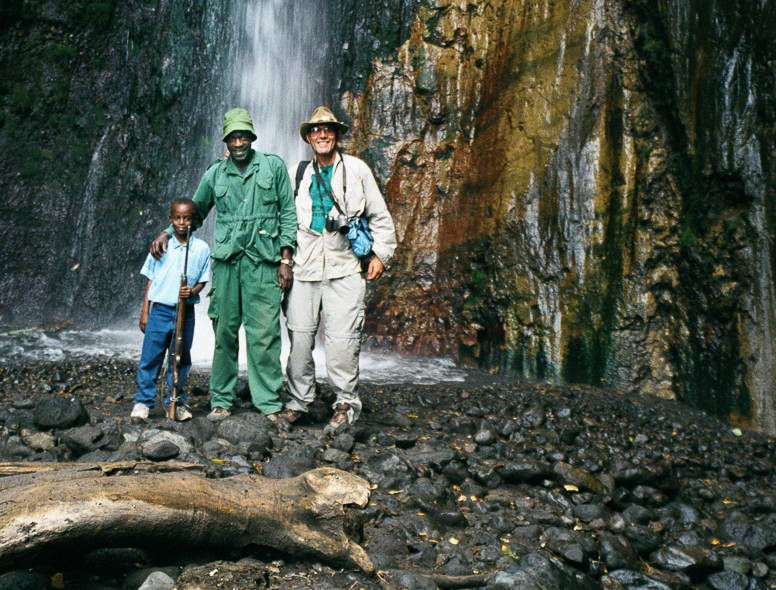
[191,0,327,371]
[229,0,327,163]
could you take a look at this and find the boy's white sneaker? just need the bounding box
[174,406,193,421]
[131,403,150,422]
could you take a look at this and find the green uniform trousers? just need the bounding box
[208,256,283,414]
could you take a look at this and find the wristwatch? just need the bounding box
[281,258,295,268]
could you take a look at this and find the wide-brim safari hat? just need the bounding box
[222,108,257,142]
[299,106,349,143]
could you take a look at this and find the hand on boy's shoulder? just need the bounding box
[150,231,170,261]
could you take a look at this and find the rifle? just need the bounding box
[168,226,191,420]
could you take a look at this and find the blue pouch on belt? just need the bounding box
[348,217,374,259]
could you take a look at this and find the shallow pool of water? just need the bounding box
[0,322,466,386]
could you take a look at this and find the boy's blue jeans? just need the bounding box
[136,302,195,408]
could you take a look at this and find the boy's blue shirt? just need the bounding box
[141,234,212,306]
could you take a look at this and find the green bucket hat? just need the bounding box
[299,106,349,143]
[222,108,257,142]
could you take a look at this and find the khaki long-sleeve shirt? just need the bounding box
[290,153,396,281]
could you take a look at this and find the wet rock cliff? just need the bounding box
[328,0,776,433]
[0,0,231,326]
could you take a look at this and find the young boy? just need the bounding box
[132,198,211,422]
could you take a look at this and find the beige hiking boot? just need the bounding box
[206,407,231,422]
[324,403,350,436]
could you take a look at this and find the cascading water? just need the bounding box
[229,0,327,164]
[190,0,328,371]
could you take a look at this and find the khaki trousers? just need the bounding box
[284,272,366,422]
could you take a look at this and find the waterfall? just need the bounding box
[65,126,113,311]
[228,0,327,163]
[192,0,327,369]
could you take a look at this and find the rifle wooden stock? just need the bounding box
[168,225,191,421]
[168,275,187,420]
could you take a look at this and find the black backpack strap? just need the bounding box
[294,160,310,197]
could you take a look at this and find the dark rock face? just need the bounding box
[325,0,776,433]
[0,0,230,325]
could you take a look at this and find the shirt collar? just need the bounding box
[170,236,190,250]
[227,150,258,176]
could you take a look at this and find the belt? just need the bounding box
[151,302,195,310]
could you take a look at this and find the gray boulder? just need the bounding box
[138,571,175,590]
[33,395,88,430]
[0,571,49,590]
[263,443,317,479]
[61,425,108,456]
[488,552,598,590]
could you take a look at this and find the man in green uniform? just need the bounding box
[150,108,296,422]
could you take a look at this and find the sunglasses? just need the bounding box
[309,125,336,136]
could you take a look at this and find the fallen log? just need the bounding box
[0,461,206,492]
[379,570,494,590]
[0,465,373,573]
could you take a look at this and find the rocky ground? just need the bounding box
[0,358,775,590]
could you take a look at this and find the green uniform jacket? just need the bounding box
[169,151,297,262]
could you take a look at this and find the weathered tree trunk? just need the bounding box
[0,464,373,573]
[0,461,206,491]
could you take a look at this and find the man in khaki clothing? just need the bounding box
[279,107,396,434]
